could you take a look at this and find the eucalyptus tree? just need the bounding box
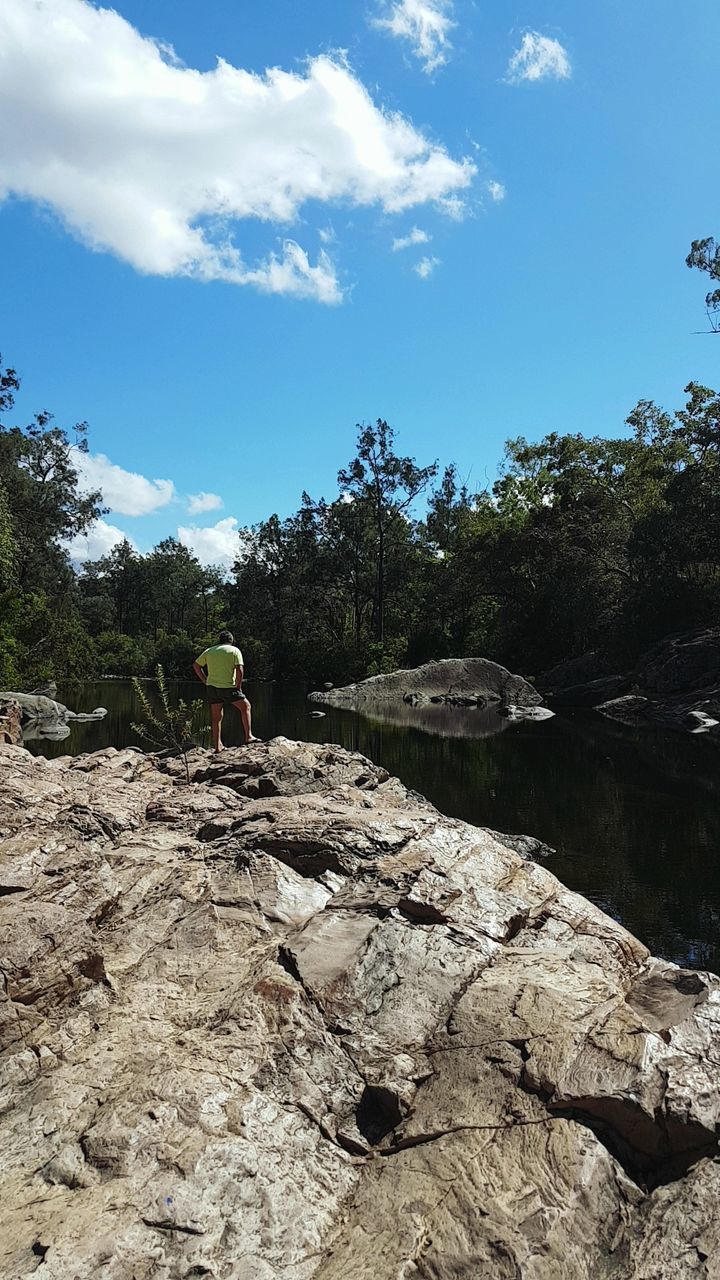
[686,237,720,332]
[338,419,437,645]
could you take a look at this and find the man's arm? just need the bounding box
[193,661,207,685]
[234,662,244,690]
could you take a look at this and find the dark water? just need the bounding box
[25,679,720,973]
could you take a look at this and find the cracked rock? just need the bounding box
[0,736,718,1279]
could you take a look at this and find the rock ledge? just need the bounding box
[0,737,718,1279]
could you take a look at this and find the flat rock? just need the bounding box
[0,736,718,1279]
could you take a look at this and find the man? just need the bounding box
[193,630,258,752]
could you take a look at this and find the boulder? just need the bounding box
[0,692,107,742]
[540,650,616,697]
[634,628,720,696]
[0,699,22,746]
[0,737,718,1279]
[595,695,650,726]
[548,673,631,708]
[309,657,543,714]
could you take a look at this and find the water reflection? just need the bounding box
[354,701,511,739]
[25,678,720,972]
[21,720,71,742]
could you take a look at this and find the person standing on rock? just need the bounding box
[193,631,258,752]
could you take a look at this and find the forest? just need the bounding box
[1,240,718,691]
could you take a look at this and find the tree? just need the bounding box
[144,538,205,638]
[0,479,13,589]
[338,420,437,644]
[0,354,20,416]
[0,411,102,592]
[628,383,720,639]
[686,237,720,332]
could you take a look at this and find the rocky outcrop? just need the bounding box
[1,737,719,1279]
[308,657,544,717]
[540,651,617,697]
[0,699,22,746]
[541,629,720,742]
[0,692,107,743]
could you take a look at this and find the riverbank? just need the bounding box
[1,738,718,1278]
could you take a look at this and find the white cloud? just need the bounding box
[413,255,440,279]
[487,180,506,203]
[187,491,223,516]
[71,447,175,516]
[0,0,475,303]
[177,517,242,571]
[506,33,571,84]
[65,518,134,563]
[392,226,431,251]
[374,0,455,74]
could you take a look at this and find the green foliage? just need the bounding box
[95,631,152,677]
[131,665,203,782]
[686,237,720,331]
[0,478,13,588]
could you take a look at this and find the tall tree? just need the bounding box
[338,420,437,644]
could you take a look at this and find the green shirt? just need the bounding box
[196,644,244,689]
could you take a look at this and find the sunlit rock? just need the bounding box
[0,736,717,1278]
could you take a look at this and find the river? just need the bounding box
[24,678,720,973]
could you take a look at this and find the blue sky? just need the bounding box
[1,0,718,568]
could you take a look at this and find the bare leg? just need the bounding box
[236,698,258,744]
[210,703,224,751]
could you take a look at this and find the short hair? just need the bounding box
[218,630,234,644]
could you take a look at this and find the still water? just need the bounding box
[25,679,720,973]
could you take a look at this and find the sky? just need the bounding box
[1,0,719,570]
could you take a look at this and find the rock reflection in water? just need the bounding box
[21,720,71,742]
[358,700,512,739]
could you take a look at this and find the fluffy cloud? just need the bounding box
[65,518,134,563]
[177,517,243,571]
[413,255,440,279]
[392,226,431,251]
[0,0,475,303]
[506,33,571,84]
[374,1,455,74]
[487,180,506,203]
[187,492,223,516]
[71,447,175,516]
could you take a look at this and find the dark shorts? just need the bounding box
[206,685,247,705]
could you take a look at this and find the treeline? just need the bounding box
[1,345,718,691]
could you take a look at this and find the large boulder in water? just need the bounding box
[0,692,107,740]
[632,627,720,697]
[0,737,718,1277]
[308,656,543,713]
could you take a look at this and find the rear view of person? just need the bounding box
[193,630,257,752]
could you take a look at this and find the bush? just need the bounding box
[131,665,202,783]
